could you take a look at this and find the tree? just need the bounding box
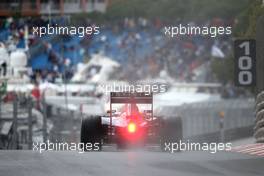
[234,0,264,38]
[211,0,263,85]
[106,0,250,21]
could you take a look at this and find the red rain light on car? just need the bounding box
[127,122,136,133]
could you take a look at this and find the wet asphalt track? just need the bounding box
[0,148,263,176]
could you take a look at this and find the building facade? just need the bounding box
[0,0,110,16]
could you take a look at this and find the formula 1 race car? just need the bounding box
[80,92,182,151]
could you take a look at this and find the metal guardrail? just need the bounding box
[0,96,47,149]
[254,91,264,143]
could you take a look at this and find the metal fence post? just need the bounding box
[28,97,33,149]
[42,96,47,143]
[0,97,2,121]
[12,93,18,149]
[219,111,225,143]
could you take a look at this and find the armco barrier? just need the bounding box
[156,99,255,143]
[255,91,264,143]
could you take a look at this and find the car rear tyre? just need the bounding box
[160,116,183,152]
[80,116,103,151]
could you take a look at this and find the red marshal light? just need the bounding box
[127,122,136,133]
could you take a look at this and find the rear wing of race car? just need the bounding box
[109,92,153,127]
[110,92,153,104]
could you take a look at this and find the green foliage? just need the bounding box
[184,0,250,21]
[72,0,252,24]
[0,81,7,97]
[211,57,234,84]
[234,0,264,38]
[106,0,250,21]
[71,12,107,24]
[211,0,263,84]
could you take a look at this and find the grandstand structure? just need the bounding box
[0,0,109,16]
[0,0,234,84]
[0,16,234,84]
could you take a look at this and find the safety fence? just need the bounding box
[45,97,255,144]
[0,95,35,149]
[156,99,255,142]
[0,94,50,150]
